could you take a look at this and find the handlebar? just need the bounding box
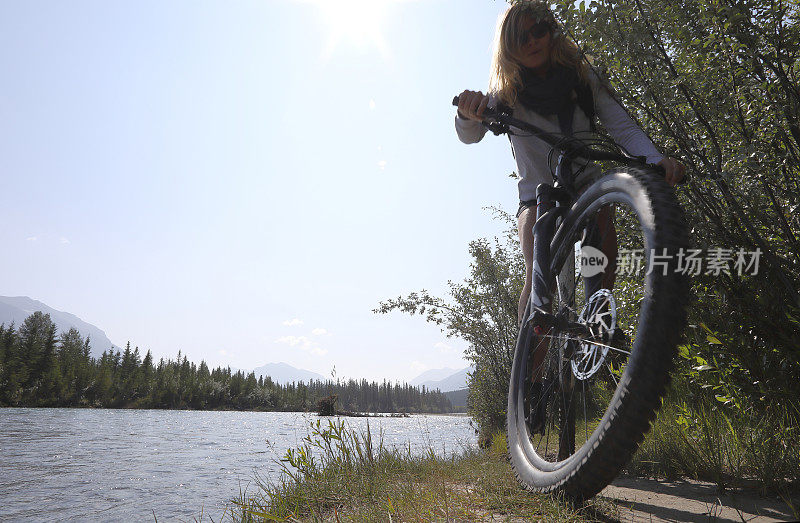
[452,94,685,184]
[453,95,621,162]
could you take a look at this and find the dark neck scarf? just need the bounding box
[517,64,580,136]
[517,63,581,185]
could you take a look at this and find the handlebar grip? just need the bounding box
[452,94,497,120]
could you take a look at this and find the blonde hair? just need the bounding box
[489,1,589,107]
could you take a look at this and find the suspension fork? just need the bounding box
[525,183,569,333]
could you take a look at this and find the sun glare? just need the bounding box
[306,0,394,57]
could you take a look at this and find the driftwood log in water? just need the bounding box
[316,393,411,417]
[329,410,410,418]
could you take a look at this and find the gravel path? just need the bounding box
[600,475,797,522]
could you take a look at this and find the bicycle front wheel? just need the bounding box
[507,167,690,500]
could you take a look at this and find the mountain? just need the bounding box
[444,388,469,410]
[251,362,326,385]
[0,296,119,357]
[409,367,461,386]
[417,366,474,392]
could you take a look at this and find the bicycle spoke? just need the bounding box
[607,364,620,387]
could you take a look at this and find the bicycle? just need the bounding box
[452,96,690,500]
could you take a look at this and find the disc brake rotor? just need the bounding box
[571,289,616,380]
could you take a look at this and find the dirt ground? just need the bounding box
[600,475,798,522]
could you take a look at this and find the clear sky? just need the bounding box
[0,0,522,383]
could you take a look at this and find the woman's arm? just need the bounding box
[590,68,685,185]
[455,90,491,144]
[456,115,488,144]
[591,70,664,164]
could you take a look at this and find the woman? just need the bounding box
[455,0,685,327]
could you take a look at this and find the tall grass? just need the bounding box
[230,419,614,522]
[628,381,800,496]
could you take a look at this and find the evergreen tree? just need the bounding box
[18,312,58,403]
[58,328,92,405]
[140,350,154,401]
[0,324,23,405]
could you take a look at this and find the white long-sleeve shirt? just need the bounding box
[455,67,664,202]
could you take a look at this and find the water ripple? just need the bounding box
[0,408,475,521]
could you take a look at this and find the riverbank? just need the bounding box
[229,420,800,522]
[229,422,615,521]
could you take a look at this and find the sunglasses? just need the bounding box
[520,21,552,44]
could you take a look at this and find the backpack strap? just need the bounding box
[575,80,596,132]
[495,101,518,160]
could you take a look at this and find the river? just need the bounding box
[0,408,476,522]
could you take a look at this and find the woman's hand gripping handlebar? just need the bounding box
[452,94,511,137]
[454,91,493,122]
